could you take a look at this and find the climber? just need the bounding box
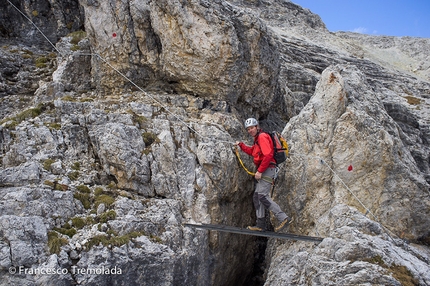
[235,118,292,232]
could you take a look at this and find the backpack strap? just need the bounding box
[255,131,277,166]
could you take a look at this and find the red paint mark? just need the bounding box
[112,33,117,37]
[347,165,353,172]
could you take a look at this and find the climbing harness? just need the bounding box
[233,146,275,184]
[270,166,280,197]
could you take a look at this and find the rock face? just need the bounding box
[1,0,429,286]
[0,0,84,47]
[281,65,429,239]
[267,65,430,285]
[80,0,282,116]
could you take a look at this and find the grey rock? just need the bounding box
[88,122,151,194]
[0,241,11,269]
[0,215,47,267]
[79,0,282,115]
[96,203,105,215]
[35,254,74,286]
[0,187,80,227]
[1,0,429,285]
[0,162,41,186]
[0,0,84,48]
[280,65,429,238]
[265,204,430,286]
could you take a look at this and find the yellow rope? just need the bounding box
[234,146,274,183]
[234,146,255,176]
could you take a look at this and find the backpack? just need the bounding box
[258,131,289,165]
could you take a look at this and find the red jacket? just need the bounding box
[239,131,275,173]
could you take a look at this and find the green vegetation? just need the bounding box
[69,30,86,45]
[23,49,34,56]
[94,187,104,196]
[127,110,148,129]
[142,132,160,154]
[61,95,76,102]
[85,216,96,225]
[72,162,81,171]
[44,180,54,187]
[74,191,92,209]
[362,255,385,267]
[46,180,164,255]
[47,231,68,254]
[74,184,119,212]
[149,234,163,244]
[45,122,62,130]
[18,107,43,120]
[361,256,418,286]
[107,181,117,190]
[1,108,41,129]
[87,231,146,249]
[94,186,117,208]
[70,45,80,52]
[95,194,115,208]
[68,30,86,51]
[98,210,117,223]
[77,185,91,193]
[21,49,33,59]
[0,102,54,129]
[43,180,68,191]
[142,132,160,146]
[404,96,421,106]
[71,217,87,229]
[390,264,419,286]
[66,22,73,30]
[54,225,77,238]
[43,159,55,171]
[79,97,94,102]
[68,171,80,181]
[67,216,95,231]
[35,56,48,68]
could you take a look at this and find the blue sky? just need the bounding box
[291,0,430,38]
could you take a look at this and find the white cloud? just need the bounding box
[352,27,367,34]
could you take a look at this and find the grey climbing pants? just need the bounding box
[253,167,288,223]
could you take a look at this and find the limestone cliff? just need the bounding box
[1,0,429,285]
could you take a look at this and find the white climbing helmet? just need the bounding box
[244,118,258,128]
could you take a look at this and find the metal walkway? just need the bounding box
[185,223,324,242]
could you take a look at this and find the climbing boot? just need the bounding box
[247,218,266,231]
[275,217,293,232]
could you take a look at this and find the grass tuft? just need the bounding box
[47,231,68,254]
